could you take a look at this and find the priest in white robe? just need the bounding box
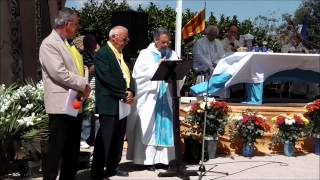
[193,25,225,83]
[126,27,183,165]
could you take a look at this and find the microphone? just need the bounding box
[160,48,172,59]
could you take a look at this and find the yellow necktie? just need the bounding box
[65,40,84,76]
[107,41,131,88]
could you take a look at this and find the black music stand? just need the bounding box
[151,60,198,179]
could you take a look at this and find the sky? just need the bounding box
[65,0,303,22]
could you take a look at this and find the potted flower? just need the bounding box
[182,100,230,161]
[229,109,270,157]
[270,113,309,156]
[304,99,320,155]
[0,81,48,176]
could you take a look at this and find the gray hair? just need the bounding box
[153,27,171,40]
[53,8,77,28]
[205,25,219,35]
[109,26,128,37]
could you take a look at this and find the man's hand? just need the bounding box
[230,36,236,43]
[125,90,134,105]
[80,84,91,100]
[88,65,95,76]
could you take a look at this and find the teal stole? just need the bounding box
[152,52,173,147]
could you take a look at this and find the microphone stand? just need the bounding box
[198,71,228,180]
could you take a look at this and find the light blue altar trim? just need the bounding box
[243,83,263,105]
[189,73,232,95]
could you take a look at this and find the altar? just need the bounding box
[190,52,320,104]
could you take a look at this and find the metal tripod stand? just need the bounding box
[198,72,229,180]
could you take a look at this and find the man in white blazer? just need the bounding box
[39,8,90,180]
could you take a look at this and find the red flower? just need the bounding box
[306,104,318,112]
[190,103,200,113]
[293,114,304,125]
[242,115,249,124]
[254,116,263,125]
[314,99,320,106]
[276,116,285,125]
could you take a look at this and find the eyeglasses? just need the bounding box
[114,34,130,43]
[67,20,78,27]
[159,40,171,46]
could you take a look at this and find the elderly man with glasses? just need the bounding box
[192,25,225,81]
[222,25,240,53]
[90,25,135,180]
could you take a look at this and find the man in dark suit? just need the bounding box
[90,26,135,180]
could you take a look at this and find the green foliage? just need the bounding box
[304,99,320,135]
[293,0,320,49]
[78,0,131,44]
[0,81,48,144]
[185,101,230,137]
[229,109,270,144]
[269,114,309,149]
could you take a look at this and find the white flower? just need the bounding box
[183,106,191,112]
[285,119,295,125]
[26,103,34,110]
[257,114,266,120]
[200,102,206,110]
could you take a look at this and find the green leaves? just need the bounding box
[0,81,48,144]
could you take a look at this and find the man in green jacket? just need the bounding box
[91,26,135,180]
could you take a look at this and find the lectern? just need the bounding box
[151,60,197,179]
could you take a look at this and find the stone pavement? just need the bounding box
[4,149,319,180]
[75,153,319,180]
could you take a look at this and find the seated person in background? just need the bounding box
[281,32,308,53]
[222,25,244,97]
[280,19,296,48]
[222,25,240,53]
[192,25,225,83]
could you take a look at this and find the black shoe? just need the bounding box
[91,175,109,180]
[106,169,129,177]
[90,176,108,180]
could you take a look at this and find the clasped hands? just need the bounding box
[124,90,134,105]
[77,84,92,101]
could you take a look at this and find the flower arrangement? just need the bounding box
[229,109,271,145]
[0,81,48,144]
[182,100,230,138]
[0,80,49,169]
[270,113,309,145]
[304,99,320,135]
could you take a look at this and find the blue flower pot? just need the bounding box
[242,142,254,157]
[315,137,320,155]
[284,141,295,156]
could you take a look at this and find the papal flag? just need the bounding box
[181,9,205,40]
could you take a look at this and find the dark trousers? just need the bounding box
[43,114,82,180]
[90,115,126,179]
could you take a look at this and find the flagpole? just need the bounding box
[175,0,182,58]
